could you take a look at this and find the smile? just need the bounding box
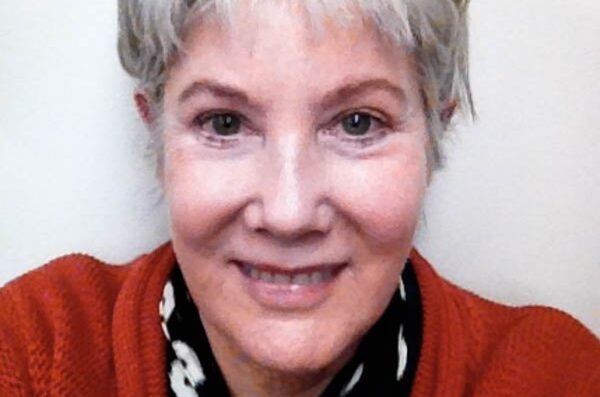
[239,262,338,286]
[232,260,348,310]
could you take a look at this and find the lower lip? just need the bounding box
[234,263,346,311]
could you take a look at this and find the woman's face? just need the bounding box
[161,3,428,376]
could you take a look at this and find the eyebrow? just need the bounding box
[178,77,407,110]
[318,78,408,111]
[178,79,262,111]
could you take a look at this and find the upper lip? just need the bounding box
[231,259,347,275]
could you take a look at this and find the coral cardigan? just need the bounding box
[0,242,598,396]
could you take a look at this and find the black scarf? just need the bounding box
[159,261,422,396]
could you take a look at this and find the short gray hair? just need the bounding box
[118,0,473,168]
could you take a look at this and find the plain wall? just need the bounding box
[1,1,599,335]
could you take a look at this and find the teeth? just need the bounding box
[259,271,273,283]
[273,274,291,284]
[310,271,323,284]
[291,273,311,285]
[241,262,337,286]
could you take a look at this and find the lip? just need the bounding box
[231,260,347,311]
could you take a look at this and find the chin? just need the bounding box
[235,316,362,375]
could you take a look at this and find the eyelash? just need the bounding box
[189,109,394,150]
[324,110,391,149]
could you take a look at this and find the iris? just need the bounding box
[212,114,241,135]
[342,113,372,136]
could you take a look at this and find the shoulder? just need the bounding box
[0,252,131,329]
[410,250,600,396]
[462,295,600,396]
[0,245,170,396]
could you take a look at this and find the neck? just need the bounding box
[226,364,334,397]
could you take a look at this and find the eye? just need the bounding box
[190,111,249,149]
[209,113,242,136]
[320,110,391,151]
[319,109,396,153]
[341,112,372,136]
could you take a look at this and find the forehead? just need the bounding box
[167,0,418,101]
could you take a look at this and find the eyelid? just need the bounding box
[193,110,262,137]
[193,110,246,130]
[334,109,386,124]
[324,110,390,137]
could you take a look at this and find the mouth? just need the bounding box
[235,261,345,286]
[231,260,348,310]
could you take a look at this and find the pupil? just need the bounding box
[342,113,371,136]
[213,114,240,135]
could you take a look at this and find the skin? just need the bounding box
[141,2,429,396]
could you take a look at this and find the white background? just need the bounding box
[1,1,599,335]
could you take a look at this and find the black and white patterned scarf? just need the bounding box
[159,260,422,396]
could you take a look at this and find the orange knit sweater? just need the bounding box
[0,242,598,396]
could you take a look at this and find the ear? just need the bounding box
[440,99,457,125]
[134,90,155,126]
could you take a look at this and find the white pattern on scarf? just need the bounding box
[159,281,176,341]
[340,363,364,396]
[397,325,408,380]
[169,340,206,396]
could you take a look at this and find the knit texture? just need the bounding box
[0,242,598,396]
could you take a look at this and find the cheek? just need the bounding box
[331,149,427,249]
[163,152,254,245]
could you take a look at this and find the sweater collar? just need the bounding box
[408,250,469,397]
[112,241,176,397]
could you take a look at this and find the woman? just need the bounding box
[0,0,598,396]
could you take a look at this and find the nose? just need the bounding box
[243,131,333,242]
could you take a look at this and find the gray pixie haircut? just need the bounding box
[118,0,473,168]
